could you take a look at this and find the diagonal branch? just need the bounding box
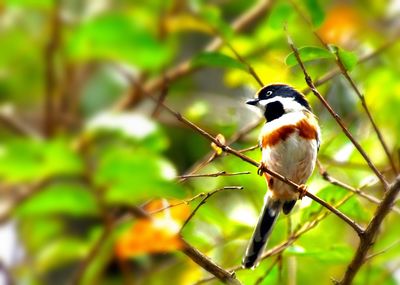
[290,0,398,174]
[285,30,389,190]
[129,77,364,234]
[180,186,243,231]
[113,0,275,111]
[317,161,400,214]
[178,171,250,179]
[338,176,400,285]
[196,192,354,284]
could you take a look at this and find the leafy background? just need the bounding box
[0,0,400,284]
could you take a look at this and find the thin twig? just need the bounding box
[254,256,280,285]
[183,40,393,182]
[317,161,400,214]
[151,75,169,118]
[0,110,42,138]
[70,218,114,285]
[112,203,243,284]
[180,119,262,182]
[365,239,400,261]
[43,0,61,136]
[113,0,275,111]
[182,239,242,285]
[339,176,400,284]
[180,186,244,231]
[285,30,389,190]
[224,41,264,87]
[238,145,259,153]
[178,171,250,179]
[290,0,398,174]
[196,192,355,284]
[127,76,365,234]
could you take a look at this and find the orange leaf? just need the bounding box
[317,5,361,46]
[115,199,190,259]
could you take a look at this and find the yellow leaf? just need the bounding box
[211,134,226,155]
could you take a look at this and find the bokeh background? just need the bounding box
[1,0,400,284]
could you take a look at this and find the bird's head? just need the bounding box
[246,84,311,122]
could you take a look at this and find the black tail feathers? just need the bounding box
[242,196,281,269]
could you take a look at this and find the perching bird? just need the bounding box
[243,84,320,269]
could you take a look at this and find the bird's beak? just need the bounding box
[246,98,259,106]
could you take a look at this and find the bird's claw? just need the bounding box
[298,184,308,199]
[257,162,267,176]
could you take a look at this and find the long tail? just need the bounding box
[242,195,281,269]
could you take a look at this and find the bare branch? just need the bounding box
[70,218,114,285]
[43,0,62,136]
[254,256,280,285]
[180,186,243,231]
[365,239,400,261]
[290,0,398,174]
[317,161,400,215]
[285,30,389,190]
[0,109,42,138]
[113,0,275,111]
[339,176,400,284]
[238,145,259,153]
[182,240,242,285]
[178,171,250,179]
[123,74,365,234]
[197,192,354,284]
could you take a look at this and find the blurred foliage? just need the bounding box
[0,0,400,284]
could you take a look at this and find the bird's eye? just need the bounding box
[266,91,273,96]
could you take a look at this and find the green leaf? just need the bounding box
[15,183,99,217]
[285,46,334,66]
[267,2,295,30]
[192,52,247,70]
[35,237,90,273]
[5,0,52,8]
[200,6,233,39]
[0,138,83,183]
[96,148,184,206]
[337,48,358,71]
[67,14,173,70]
[19,217,65,252]
[304,0,325,27]
[338,196,370,222]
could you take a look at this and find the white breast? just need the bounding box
[260,112,319,201]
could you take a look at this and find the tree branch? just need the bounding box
[196,192,354,284]
[182,240,242,285]
[178,171,250,179]
[317,161,400,215]
[131,78,364,234]
[285,30,389,190]
[113,0,274,111]
[290,0,398,174]
[180,186,243,231]
[339,176,400,284]
[43,0,62,136]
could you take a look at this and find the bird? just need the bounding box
[242,83,320,269]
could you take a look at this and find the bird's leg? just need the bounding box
[257,162,267,176]
[298,184,308,199]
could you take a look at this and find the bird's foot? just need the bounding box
[298,184,308,199]
[257,162,267,176]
